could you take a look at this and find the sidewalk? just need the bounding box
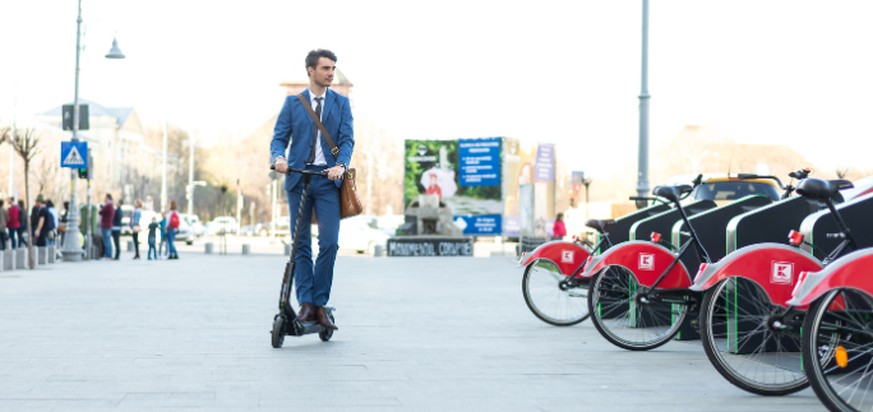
[0,251,825,411]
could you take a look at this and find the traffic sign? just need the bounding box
[60,141,88,168]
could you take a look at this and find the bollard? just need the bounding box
[242,244,251,255]
[15,248,26,269]
[0,250,4,272]
[127,241,134,252]
[374,244,384,257]
[204,243,214,254]
[48,246,56,264]
[284,243,292,256]
[37,247,47,265]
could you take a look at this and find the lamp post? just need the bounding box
[635,0,651,209]
[61,0,125,262]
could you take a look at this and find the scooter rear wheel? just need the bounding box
[319,313,336,342]
[271,315,286,348]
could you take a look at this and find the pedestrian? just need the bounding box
[98,194,114,260]
[269,49,354,330]
[30,196,41,242]
[32,195,53,247]
[0,199,7,251]
[165,200,180,260]
[112,200,123,260]
[17,200,28,247]
[7,197,20,248]
[46,200,59,246]
[130,200,142,259]
[58,201,69,247]
[552,213,567,240]
[147,217,159,260]
[158,214,168,258]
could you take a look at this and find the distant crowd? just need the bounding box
[0,193,183,261]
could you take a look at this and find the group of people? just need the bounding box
[0,195,63,250]
[96,194,181,261]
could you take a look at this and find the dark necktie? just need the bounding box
[307,97,324,164]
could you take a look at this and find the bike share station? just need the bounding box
[389,137,560,257]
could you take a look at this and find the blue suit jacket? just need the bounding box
[270,88,354,191]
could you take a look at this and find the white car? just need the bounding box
[207,216,238,235]
[339,215,390,255]
[182,214,206,238]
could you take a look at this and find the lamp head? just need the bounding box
[105,37,125,59]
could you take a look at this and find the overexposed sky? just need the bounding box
[2,1,872,175]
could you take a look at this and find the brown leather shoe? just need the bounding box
[315,307,338,330]
[296,303,315,323]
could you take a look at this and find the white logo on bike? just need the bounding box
[639,253,655,270]
[561,250,574,263]
[771,261,793,284]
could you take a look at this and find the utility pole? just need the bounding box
[635,0,651,207]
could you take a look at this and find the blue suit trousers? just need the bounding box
[286,168,341,307]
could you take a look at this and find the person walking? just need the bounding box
[165,200,180,260]
[146,217,159,260]
[552,212,567,241]
[7,197,20,248]
[269,49,354,330]
[0,199,8,251]
[112,200,123,260]
[130,200,142,259]
[32,196,53,247]
[158,214,168,258]
[98,194,114,260]
[46,200,59,246]
[17,200,28,248]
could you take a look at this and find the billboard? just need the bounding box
[404,138,503,236]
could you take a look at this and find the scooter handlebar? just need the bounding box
[269,165,328,176]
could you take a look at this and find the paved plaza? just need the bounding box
[0,242,827,411]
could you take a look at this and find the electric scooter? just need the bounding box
[270,166,336,348]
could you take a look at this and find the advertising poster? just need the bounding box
[404,138,503,236]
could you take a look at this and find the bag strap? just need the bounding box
[296,94,339,157]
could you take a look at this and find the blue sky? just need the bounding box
[2,1,872,175]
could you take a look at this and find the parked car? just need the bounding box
[206,216,238,235]
[339,215,390,255]
[172,214,195,245]
[240,223,267,237]
[182,213,206,239]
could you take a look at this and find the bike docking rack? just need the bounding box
[688,177,871,396]
[580,173,813,352]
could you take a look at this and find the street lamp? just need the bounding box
[61,0,125,262]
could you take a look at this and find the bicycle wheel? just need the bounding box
[522,259,589,326]
[699,278,808,396]
[802,288,873,412]
[588,264,686,351]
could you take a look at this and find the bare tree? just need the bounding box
[5,128,41,269]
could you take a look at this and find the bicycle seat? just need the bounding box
[653,184,691,203]
[586,219,615,233]
[796,178,840,202]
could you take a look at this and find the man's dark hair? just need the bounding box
[106,193,113,200]
[305,49,337,70]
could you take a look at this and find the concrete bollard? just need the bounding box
[127,241,134,252]
[242,244,251,255]
[0,250,5,272]
[47,246,56,264]
[374,244,384,257]
[284,243,292,256]
[37,247,48,265]
[204,243,214,254]
[15,248,26,269]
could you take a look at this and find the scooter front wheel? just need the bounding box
[271,315,286,348]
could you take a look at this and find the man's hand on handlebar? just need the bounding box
[273,157,288,173]
[326,165,345,181]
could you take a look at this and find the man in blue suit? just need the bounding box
[270,49,354,331]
